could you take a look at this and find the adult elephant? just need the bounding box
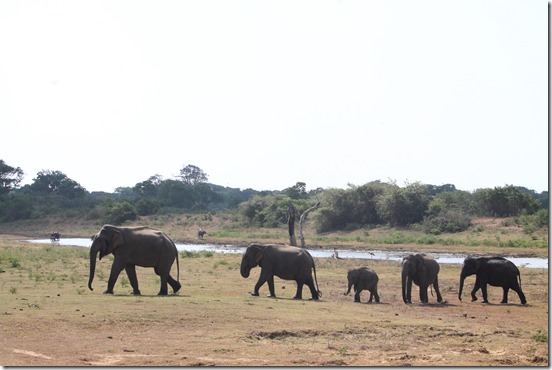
[88,225,181,296]
[401,253,443,304]
[240,243,321,300]
[344,267,380,303]
[458,256,526,304]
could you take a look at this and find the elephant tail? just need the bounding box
[430,284,434,297]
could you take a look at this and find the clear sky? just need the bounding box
[0,0,548,193]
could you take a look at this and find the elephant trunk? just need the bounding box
[240,257,250,278]
[401,269,410,303]
[344,280,353,295]
[458,271,466,301]
[88,243,99,291]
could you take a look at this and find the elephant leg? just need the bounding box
[433,278,443,303]
[471,280,481,302]
[267,276,276,298]
[353,284,360,302]
[167,274,181,294]
[511,284,527,304]
[419,286,428,304]
[154,267,169,295]
[251,276,267,296]
[305,277,319,300]
[354,292,361,302]
[373,288,380,303]
[480,284,489,303]
[405,279,412,304]
[125,264,141,295]
[293,281,304,300]
[500,287,509,304]
[105,261,125,294]
[368,290,373,303]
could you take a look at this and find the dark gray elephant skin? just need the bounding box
[88,225,181,296]
[240,243,321,300]
[344,267,380,303]
[402,253,443,304]
[458,256,527,304]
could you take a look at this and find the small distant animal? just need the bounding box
[50,231,61,241]
[198,229,207,239]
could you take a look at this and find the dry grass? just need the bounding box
[0,234,548,366]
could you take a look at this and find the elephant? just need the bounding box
[88,225,181,296]
[50,231,60,241]
[197,228,207,239]
[458,256,527,304]
[344,267,380,303]
[401,253,443,304]
[240,243,321,300]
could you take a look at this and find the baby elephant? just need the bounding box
[344,267,380,303]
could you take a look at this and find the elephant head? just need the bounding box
[88,225,124,291]
[458,256,480,301]
[344,269,360,296]
[240,244,264,278]
[401,254,426,304]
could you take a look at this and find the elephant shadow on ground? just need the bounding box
[108,293,187,298]
[413,302,458,308]
[250,296,322,302]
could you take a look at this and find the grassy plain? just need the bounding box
[0,217,548,366]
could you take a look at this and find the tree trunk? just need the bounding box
[288,205,297,246]
[299,201,320,248]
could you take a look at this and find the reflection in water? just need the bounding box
[26,238,548,269]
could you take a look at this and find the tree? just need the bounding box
[284,182,307,199]
[133,175,163,198]
[179,165,208,186]
[377,182,430,227]
[0,159,24,196]
[30,170,86,198]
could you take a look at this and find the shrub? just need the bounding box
[423,210,471,234]
[103,200,137,225]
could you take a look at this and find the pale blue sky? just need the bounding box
[0,0,548,193]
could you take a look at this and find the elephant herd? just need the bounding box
[87,225,527,305]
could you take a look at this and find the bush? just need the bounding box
[423,210,471,234]
[103,200,137,225]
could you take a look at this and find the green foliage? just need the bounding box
[534,330,548,343]
[179,164,208,186]
[102,199,137,225]
[239,194,311,227]
[30,170,86,199]
[473,185,540,217]
[315,181,389,232]
[181,250,214,258]
[423,210,471,235]
[283,182,308,199]
[376,182,430,227]
[135,198,160,216]
[0,159,24,196]
[515,209,549,234]
[0,195,34,222]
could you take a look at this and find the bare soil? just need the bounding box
[0,233,548,366]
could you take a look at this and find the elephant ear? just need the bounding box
[107,228,124,254]
[99,226,124,257]
[415,254,426,276]
[250,244,265,265]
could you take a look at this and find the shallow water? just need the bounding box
[26,238,548,269]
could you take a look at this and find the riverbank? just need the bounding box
[0,214,547,258]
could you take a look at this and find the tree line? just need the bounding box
[0,159,548,235]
